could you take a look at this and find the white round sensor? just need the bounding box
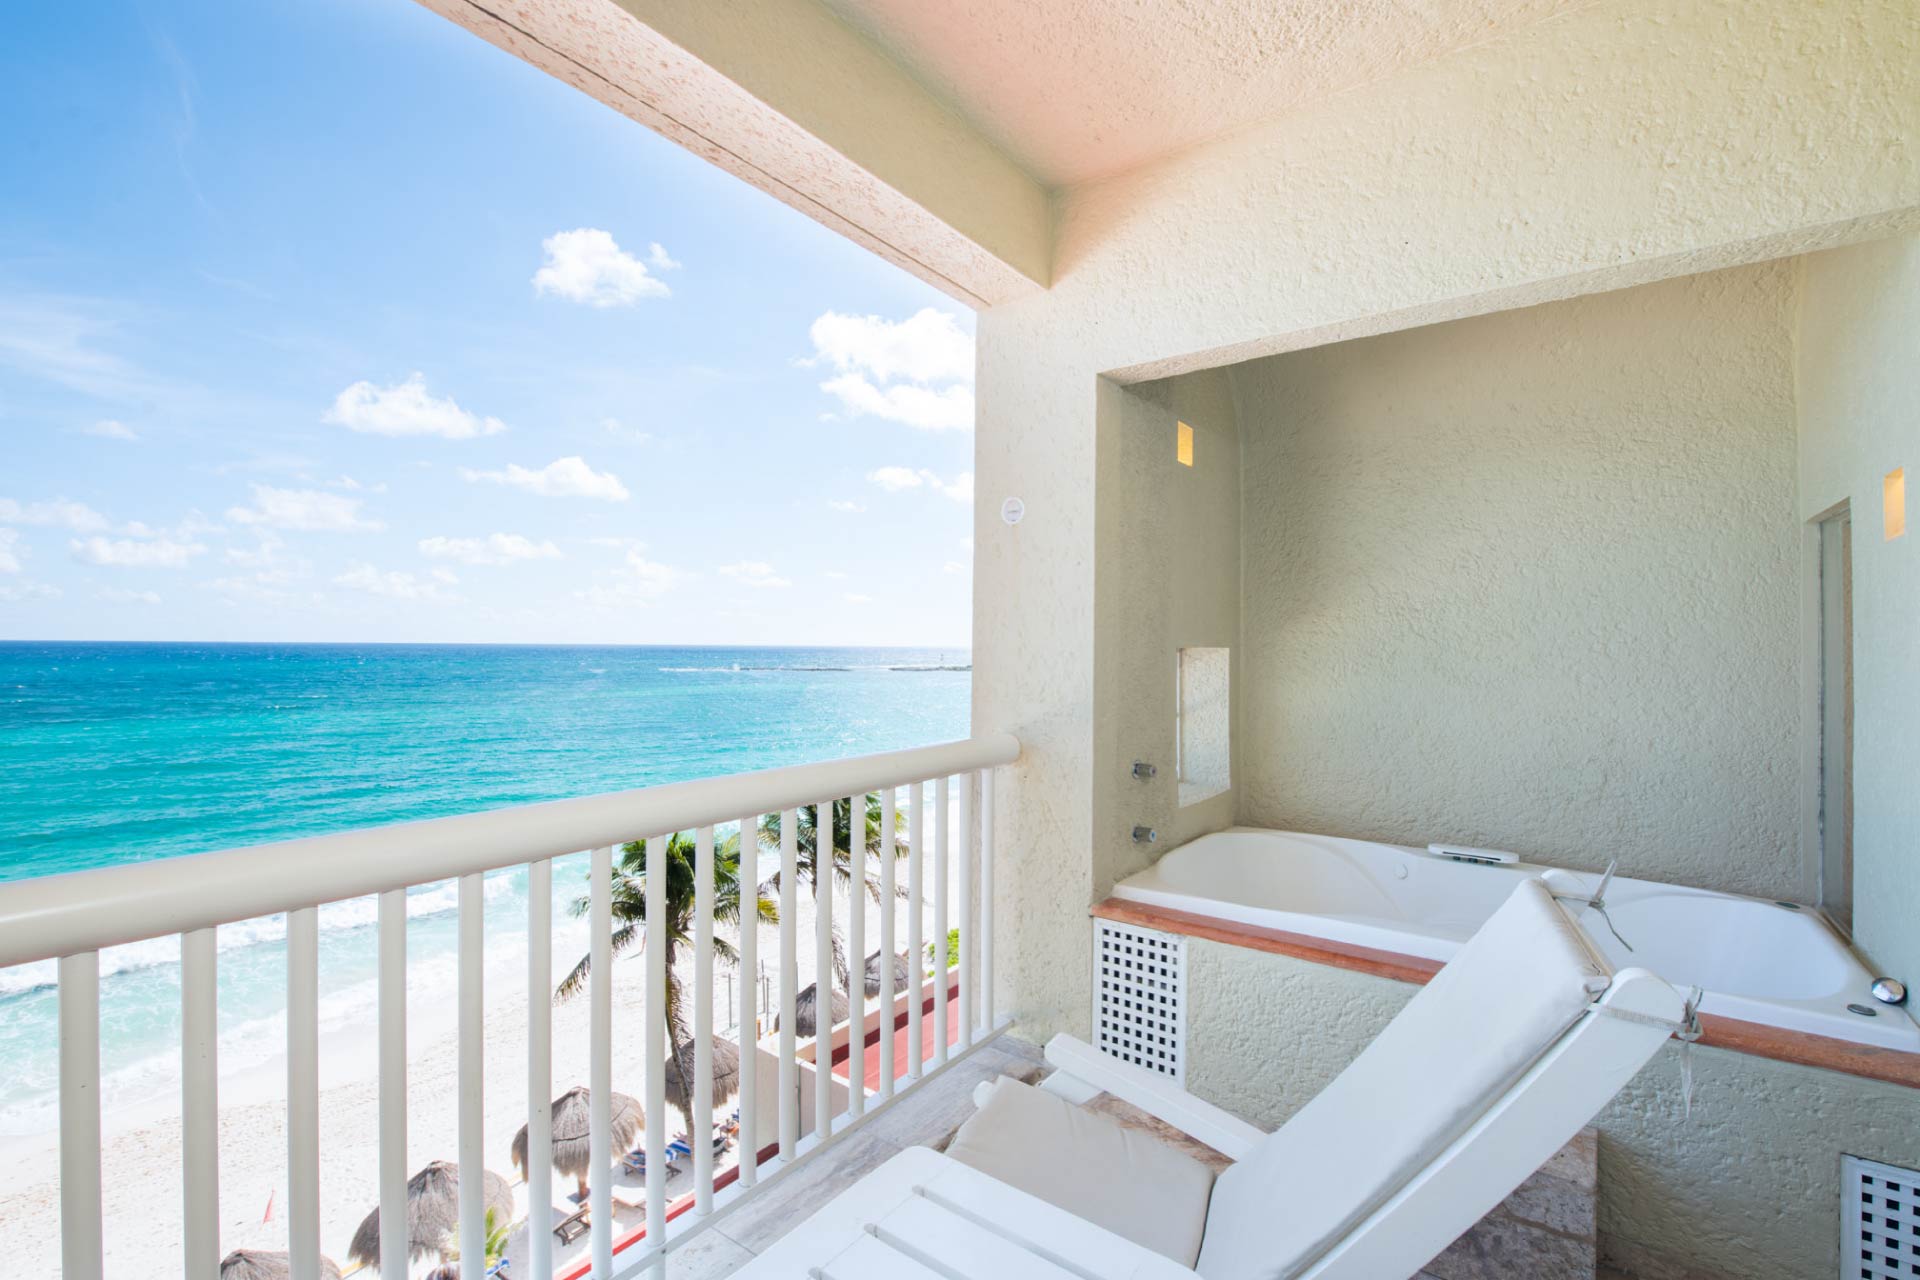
[1001,496,1025,525]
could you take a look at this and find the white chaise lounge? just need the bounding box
[734,878,1690,1279]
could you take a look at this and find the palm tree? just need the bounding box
[557,829,777,1133]
[758,795,910,990]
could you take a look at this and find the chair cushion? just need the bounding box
[1196,878,1610,1280]
[946,1075,1219,1267]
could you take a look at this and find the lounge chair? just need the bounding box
[552,1206,590,1246]
[732,878,1692,1278]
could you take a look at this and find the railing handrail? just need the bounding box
[0,732,1019,968]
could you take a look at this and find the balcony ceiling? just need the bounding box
[816,0,1577,187]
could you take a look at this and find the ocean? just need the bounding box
[0,641,970,1136]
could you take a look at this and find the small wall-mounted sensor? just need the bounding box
[1132,826,1158,845]
[1887,468,1906,541]
[1001,496,1025,526]
[1131,761,1157,780]
[1176,421,1194,468]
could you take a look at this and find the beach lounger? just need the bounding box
[732,878,1693,1279]
[552,1206,590,1246]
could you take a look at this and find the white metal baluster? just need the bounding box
[934,777,951,1065]
[59,951,102,1280]
[957,771,975,1051]
[814,801,834,1139]
[457,876,485,1280]
[736,816,759,1187]
[644,835,668,1277]
[980,769,996,1032]
[906,782,925,1080]
[378,891,408,1280]
[288,907,321,1280]
[526,862,553,1280]
[591,845,615,1279]
[778,810,799,1159]
[877,785,897,1099]
[846,793,865,1119]
[182,927,218,1278]
[694,824,716,1211]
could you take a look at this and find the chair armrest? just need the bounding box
[1043,1034,1266,1161]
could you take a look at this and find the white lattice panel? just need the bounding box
[1845,1154,1920,1279]
[1094,919,1185,1082]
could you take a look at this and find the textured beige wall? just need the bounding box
[1186,940,1920,1280]
[1797,234,1920,989]
[1092,373,1242,902]
[1229,263,1806,898]
[973,0,1918,1042]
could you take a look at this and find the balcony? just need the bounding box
[0,735,1019,1279]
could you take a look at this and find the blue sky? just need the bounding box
[0,0,976,646]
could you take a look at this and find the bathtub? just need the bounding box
[1112,828,1920,1052]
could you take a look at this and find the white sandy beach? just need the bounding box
[0,850,962,1277]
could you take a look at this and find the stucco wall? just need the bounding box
[1796,233,1920,990]
[1229,263,1806,898]
[972,0,1918,1042]
[1186,940,1920,1280]
[1091,373,1242,901]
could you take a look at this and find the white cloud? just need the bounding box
[647,243,681,272]
[819,374,974,431]
[0,581,60,602]
[943,561,968,575]
[844,592,874,604]
[419,533,562,566]
[718,561,791,589]
[76,419,138,441]
[602,418,654,445]
[224,536,284,568]
[460,456,629,502]
[533,229,672,306]
[867,466,925,493]
[579,549,684,606]
[334,563,455,601]
[324,373,505,439]
[203,570,297,604]
[70,535,206,568]
[332,475,387,493]
[865,467,973,503]
[827,499,866,513]
[807,309,973,385]
[0,498,111,532]
[97,587,161,604]
[808,309,975,432]
[227,485,383,532]
[0,529,20,572]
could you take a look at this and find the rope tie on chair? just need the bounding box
[1589,986,1705,1115]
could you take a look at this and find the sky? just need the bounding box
[0,0,977,647]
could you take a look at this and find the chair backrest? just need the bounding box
[1195,878,1617,1280]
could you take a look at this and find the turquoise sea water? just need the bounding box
[0,642,969,1134]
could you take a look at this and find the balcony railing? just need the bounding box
[0,732,1019,1280]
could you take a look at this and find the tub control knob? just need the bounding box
[1871,977,1908,1006]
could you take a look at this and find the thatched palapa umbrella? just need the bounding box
[776,982,850,1039]
[512,1085,643,1201]
[347,1160,514,1269]
[662,1036,742,1136]
[864,949,911,998]
[219,1251,341,1280]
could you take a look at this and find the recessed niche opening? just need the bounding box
[1177,646,1230,807]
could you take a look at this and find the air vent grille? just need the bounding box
[1093,919,1185,1082]
[1845,1153,1920,1279]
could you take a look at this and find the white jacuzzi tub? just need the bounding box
[1112,828,1920,1052]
